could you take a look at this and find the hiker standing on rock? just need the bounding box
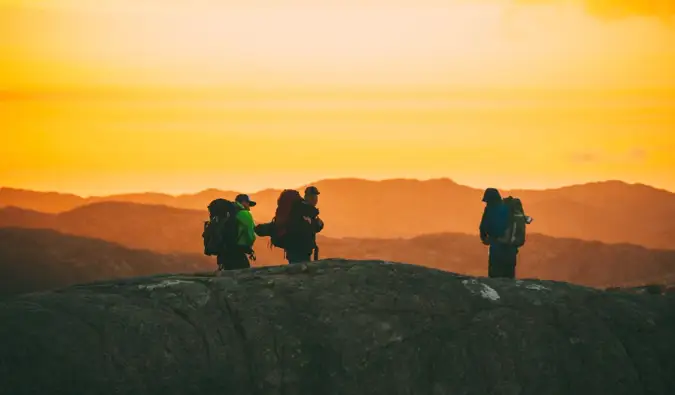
[257,186,324,264]
[479,188,530,279]
[300,186,324,261]
[219,194,257,270]
[283,186,324,264]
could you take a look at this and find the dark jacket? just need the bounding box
[480,203,509,243]
[479,188,509,244]
[286,200,323,253]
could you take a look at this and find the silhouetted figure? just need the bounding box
[217,194,257,270]
[479,188,519,279]
[285,186,324,264]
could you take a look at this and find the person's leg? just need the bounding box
[488,244,512,279]
[231,249,251,270]
[219,249,250,270]
[286,250,311,264]
[216,253,227,271]
[218,251,234,271]
[286,250,300,264]
[487,244,499,278]
[503,247,518,279]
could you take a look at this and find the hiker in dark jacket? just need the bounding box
[479,188,518,279]
[285,186,324,264]
[218,194,256,271]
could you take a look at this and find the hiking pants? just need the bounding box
[217,248,250,271]
[286,249,312,264]
[488,243,518,279]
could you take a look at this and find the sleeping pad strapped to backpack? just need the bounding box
[270,189,303,249]
[202,198,240,256]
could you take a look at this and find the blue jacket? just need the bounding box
[480,202,509,243]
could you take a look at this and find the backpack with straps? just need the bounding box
[497,196,528,247]
[270,189,303,249]
[202,198,240,256]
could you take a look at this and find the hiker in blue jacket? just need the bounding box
[479,188,519,279]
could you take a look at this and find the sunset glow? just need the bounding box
[2,0,675,195]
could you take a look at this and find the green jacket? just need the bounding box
[235,202,256,248]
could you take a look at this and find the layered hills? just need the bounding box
[2,178,674,248]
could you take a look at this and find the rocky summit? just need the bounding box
[0,260,674,395]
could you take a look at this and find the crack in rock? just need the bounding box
[515,280,551,292]
[138,279,195,291]
[525,284,550,291]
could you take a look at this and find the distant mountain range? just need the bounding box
[2,178,675,249]
[310,233,675,289]
[0,227,211,297]
[2,227,674,296]
[0,202,204,253]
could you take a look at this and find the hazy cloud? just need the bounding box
[569,152,601,163]
[515,0,675,19]
[628,148,648,160]
[568,148,649,164]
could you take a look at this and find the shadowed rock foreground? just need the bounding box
[1,260,674,395]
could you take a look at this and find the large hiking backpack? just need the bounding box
[498,196,528,247]
[202,198,240,256]
[270,189,303,248]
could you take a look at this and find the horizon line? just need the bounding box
[1,176,671,199]
[4,85,675,96]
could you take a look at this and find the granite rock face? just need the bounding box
[1,260,674,395]
[608,284,675,296]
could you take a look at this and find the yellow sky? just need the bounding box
[2,0,675,195]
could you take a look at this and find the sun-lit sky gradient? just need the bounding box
[2,0,675,195]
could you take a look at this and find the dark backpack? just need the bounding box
[202,198,240,256]
[497,196,527,247]
[270,189,303,249]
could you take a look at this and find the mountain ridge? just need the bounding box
[0,227,212,296]
[2,177,674,249]
[2,226,675,295]
[1,201,670,250]
[2,177,672,211]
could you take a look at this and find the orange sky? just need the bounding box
[2,0,675,195]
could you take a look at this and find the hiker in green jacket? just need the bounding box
[218,194,257,270]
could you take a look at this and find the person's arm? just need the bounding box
[479,207,490,244]
[310,207,324,233]
[314,216,324,233]
[236,210,256,249]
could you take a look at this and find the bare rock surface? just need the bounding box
[1,260,674,395]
